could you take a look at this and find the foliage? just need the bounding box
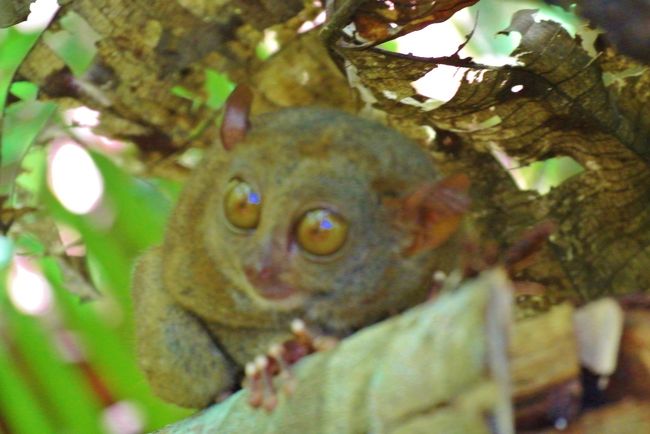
[0,12,222,433]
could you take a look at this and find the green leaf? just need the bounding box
[9,80,38,101]
[171,85,197,101]
[44,261,193,430]
[14,231,46,256]
[0,343,57,434]
[1,100,56,164]
[0,281,104,433]
[204,68,234,109]
[0,27,43,115]
[42,11,100,76]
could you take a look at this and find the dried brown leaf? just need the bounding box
[337,10,650,301]
[323,0,479,47]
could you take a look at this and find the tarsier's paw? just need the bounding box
[244,319,338,411]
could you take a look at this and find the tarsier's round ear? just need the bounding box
[220,84,253,151]
[386,173,471,256]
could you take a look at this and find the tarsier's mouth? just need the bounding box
[243,266,299,301]
[255,283,298,300]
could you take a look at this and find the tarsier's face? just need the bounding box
[201,109,457,333]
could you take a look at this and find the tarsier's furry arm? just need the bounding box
[132,87,469,408]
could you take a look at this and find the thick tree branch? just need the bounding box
[157,270,514,434]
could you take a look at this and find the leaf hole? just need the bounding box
[493,151,584,195]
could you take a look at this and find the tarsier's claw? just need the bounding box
[258,356,278,412]
[290,318,310,343]
[244,356,280,411]
[245,362,264,408]
[269,344,297,395]
[269,344,294,382]
[244,319,339,411]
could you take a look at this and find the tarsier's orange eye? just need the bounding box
[224,178,262,230]
[296,209,348,256]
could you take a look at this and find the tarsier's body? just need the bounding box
[132,103,467,408]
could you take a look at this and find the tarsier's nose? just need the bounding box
[243,264,297,300]
[244,265,274,284]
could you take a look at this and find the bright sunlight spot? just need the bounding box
[64,107,127,153]
[493,150,585,195]
[412,66,465,105]
[298,11,326,33]
[48,139,105,214]
[65,106,100,127]
[15,0,59,32]
[261,30,280,56]
[8,256,53,316]
[102,401,145,434]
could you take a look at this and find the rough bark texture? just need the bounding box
[0,0,34,27]
[18,0,350,169]
[156,270,514,434]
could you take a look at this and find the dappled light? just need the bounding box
[8,256,53,316]
[48,139,105,215]
[493,151,585,195]
[101,401,144,434]
[64,107,127,154]
[14,0,58,32]
[411,66,464,106]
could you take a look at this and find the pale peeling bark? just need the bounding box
[156,270,514,434]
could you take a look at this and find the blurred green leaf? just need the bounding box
[30,148,192,429]
[0,27,42,115]
[13,231,46,256]
[9,80,38,101]
[1,100,56,164]
[42,11,100,76]
[204,68,234,109]
[377,40,398,52]
[44,259,193,430]
[147,176,183,203]
[170,85,197,101]
[0,340,57,434]
[36,150,172,310]
[14,144,46,195]
[0,284,104,433]
[513,156,584,195]
[255,40,272,60]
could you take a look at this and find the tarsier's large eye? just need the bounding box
[224,178,261,230]
[296,209,348,256]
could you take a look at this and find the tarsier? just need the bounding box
[132,87,470,409]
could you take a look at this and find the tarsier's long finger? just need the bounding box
[269,344,297,395]
[257,356,278,412]
[245,362,264,408]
